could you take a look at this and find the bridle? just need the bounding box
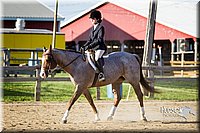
[42,53,56,74]
[42,50,84,73]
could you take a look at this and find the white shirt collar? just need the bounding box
[93,23,99,30]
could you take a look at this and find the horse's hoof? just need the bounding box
[61,120,67,124]
[95,118,100,121]
[141,117,147,122]
[107,116,113,121]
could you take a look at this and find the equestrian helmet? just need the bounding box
[89,10,102,20]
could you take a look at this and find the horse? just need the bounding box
[40,45,155,123]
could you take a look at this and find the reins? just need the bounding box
[61,54,81,69]
[61,49,86,69]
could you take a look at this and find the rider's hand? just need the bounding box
[80,46,85,52]
[84,46,89,51]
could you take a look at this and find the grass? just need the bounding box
[2,77,198,102]
[153,79,198,101]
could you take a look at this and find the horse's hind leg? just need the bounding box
[107,82,122,121]
[131,83,147,121]
[83,89,100,121]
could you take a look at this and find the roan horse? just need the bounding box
[40,45,155,123]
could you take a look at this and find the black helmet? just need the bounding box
[89,9,102,20]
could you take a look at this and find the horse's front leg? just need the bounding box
[62,84,84,123]
[83,89,100,121]
[107,82,121,121]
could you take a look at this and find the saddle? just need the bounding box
[85,49,104,73]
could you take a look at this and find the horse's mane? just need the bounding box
[53,48,82,54]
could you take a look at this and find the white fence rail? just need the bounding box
[1,65,198,101]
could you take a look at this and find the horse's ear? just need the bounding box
[43,46,47,52]
[49,45,52,53]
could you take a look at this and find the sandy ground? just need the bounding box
[2,100,199,132]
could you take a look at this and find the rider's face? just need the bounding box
[90,18,97,25]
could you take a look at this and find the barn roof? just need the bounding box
[61,0,197,38]
[0,28,65,34]
[0,0,65,21]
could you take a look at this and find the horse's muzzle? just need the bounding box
[40,69,48,79]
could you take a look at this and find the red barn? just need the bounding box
[61,1,197,62]
[1,0,64,31]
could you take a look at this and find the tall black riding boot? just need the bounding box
[96,58,105,81]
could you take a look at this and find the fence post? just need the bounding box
[149,70,154,98]
[3,49,10,66]
[35,49,40,65]
[31,51,35,66]
[96,87,100,100]
[35,68,41,101]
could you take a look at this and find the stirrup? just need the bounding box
[98,72,105,81]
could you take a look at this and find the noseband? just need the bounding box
[42,53,56,73]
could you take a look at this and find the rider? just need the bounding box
[81,9,107,81]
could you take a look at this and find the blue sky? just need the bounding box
[38,0,102,24]
[38,0,199,27]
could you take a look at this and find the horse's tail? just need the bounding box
[133,54,155,93]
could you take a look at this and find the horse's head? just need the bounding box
[40,45,57,78]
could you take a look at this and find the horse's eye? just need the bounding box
[45,56,51,62]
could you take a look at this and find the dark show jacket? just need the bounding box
[84,24,107,51]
